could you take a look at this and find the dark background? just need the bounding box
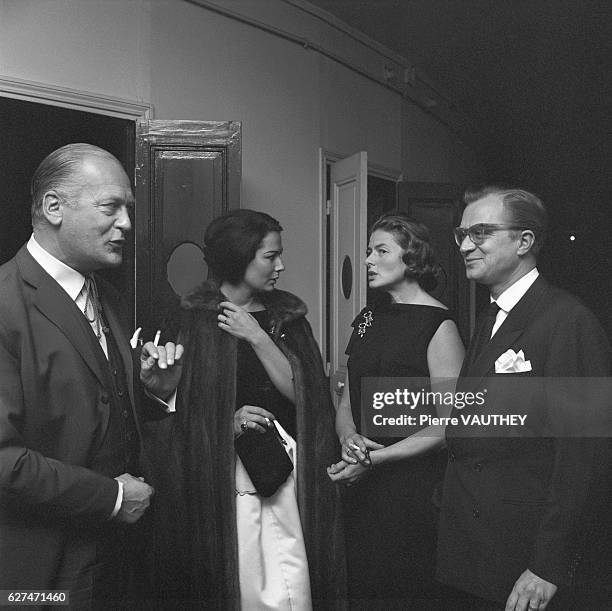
[309,0,612,338]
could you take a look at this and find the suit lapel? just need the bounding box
[99,283,135,408]
[17,246,111,389]
[461,312,493,377]
[464,276,550,382]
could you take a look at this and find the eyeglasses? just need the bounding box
[453,223,524,246]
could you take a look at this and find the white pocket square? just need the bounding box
[495,349,532,373]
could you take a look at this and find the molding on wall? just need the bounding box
[183,0,466,138]
[0,75,153,120]
[285,0,448,98]
[284,0,410,66]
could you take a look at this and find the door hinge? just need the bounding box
[325,200,331,215]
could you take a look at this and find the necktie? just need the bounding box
[471,300,500,358]
[82,275,109,341]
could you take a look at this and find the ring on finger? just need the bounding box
[240,420,248,432]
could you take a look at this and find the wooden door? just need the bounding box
[135,120,241,340]
[328,151,368,405]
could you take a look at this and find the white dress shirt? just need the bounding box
[27,235,109,357]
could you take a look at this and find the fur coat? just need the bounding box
[145,282,346,609]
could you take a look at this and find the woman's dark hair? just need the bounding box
[370,212,441,291]
[203,209,283,283]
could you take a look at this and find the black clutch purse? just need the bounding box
[234,422,294,497]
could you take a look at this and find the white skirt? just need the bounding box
[235,422,312,611]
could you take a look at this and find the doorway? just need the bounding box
[0,97,135,303]
[322,151,398,403]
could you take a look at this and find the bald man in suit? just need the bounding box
[0,144,182,608]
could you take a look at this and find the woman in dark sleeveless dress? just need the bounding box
[328,213,464,609]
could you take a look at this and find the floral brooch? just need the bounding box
[357,310,373,338]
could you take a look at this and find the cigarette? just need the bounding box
[153,330,161,347]
[129,327,142,349]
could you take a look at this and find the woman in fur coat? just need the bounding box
[147,209,345,610]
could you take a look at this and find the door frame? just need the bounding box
[0,75,152,120]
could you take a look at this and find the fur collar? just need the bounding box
[181,280,307,327]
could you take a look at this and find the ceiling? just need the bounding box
[307,0,612,213]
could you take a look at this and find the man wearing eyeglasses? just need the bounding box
[436,186,611,610]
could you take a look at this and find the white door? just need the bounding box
[329,151,367,406]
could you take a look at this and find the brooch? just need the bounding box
[357,310,373,337]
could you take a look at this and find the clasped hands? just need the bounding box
[327,433,383,487]
[113,473,155,524]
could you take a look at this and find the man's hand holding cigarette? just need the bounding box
[140,330,185,401]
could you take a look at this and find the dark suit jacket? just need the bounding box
[0,245,142,591]
[436,275,611,603]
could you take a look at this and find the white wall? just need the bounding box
[320,57,402,170]
[401,100,482,183]
[0,0,150,101]
[150,1,322,329]
[0,0,482,341]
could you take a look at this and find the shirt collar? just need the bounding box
[27,235,86,301]
[494,267,539,313]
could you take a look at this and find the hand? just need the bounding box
[505,569,557,611]
[218,301,266,344]
[327,459,369,487]
[339,432,384,466]
[234,404,277,437]
[140,340,184,400]
[114,473,155,524]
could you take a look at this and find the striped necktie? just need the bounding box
[81,275,109,340]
